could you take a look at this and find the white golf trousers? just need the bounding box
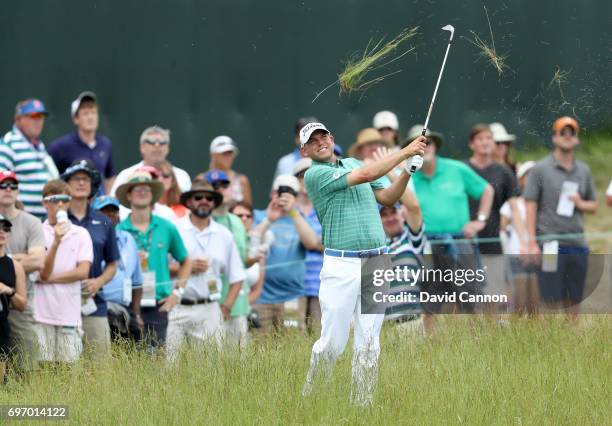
[305,254,384,403]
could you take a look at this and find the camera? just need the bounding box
[277,185,297,197]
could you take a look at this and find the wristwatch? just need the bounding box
[477,213,488,223]
[172,287,185,300]
[7,288,16,298]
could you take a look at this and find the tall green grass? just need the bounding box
[1,316,609,425]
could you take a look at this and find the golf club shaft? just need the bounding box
[422,34,454,136]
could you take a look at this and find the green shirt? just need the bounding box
[117,214,188,300]
[214,213,250,317]
[411,156,488,234]
[305,157,387,251]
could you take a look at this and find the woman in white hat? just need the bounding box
[373,110,400,147]
[490,122,517,173]
[197,135,252,205]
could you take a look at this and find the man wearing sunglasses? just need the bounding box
[0,99,59,219]
[110,126,191,196]
[36,180,93,363]
[524,116,597,322]
[0,170,46,373]
[167,180,244,359]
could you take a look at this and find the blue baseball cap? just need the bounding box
[205,169,230,186]
[16,99,48,117]
[92,195,120,211]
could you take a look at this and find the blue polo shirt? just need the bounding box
[253,209,305,304]
[69,206,120,316]
[48,132,115,181]
[101,229,143,306]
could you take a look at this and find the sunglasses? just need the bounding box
[160,172,173,179]
[131,187,152,195]
[142,139,169,146]
[0,223,11,233]
[235,213,252,219]
[25,113,45,120]
[44,194,72,204]
[558,129,576,137]
[212,182,230,190]
[192,193,216,203]
[0,182,18,191]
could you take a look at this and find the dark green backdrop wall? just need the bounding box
[2,0,611,206]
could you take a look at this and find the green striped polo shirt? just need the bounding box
[0,126,57,219]
[305,157,387,251]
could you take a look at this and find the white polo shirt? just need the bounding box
[177,215,245,300]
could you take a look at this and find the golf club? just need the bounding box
[409,24,455,173]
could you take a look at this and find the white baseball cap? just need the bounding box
[71,91,97,117]
[210,135,239,154]
[490,122,516,143]
[373,110,399,131]
[272,175,301,193]
[517,161,535,179]
[292,157,312,176]
[299,122,330,147]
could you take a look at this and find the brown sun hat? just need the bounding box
[347,128,394,159]
[179,180,222,208]
[115,171,164,208]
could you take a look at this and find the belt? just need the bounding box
[180,297,214,306]
[324,247,388,258]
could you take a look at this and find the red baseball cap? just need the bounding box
[0,170,18,184]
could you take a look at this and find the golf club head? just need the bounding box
[442,24,455,40]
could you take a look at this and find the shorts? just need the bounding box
[0,318,12,360]
[538,246,589,303]
[36,323,82,363]
[507,255,539,281]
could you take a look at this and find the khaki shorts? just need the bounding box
[8,309,40,371]
[81,315,111,358]
[36,323,82,363]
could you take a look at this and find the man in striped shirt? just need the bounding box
[0,99,59,219]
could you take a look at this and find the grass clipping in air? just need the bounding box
[464,6,510,76]
[312,27,418,102]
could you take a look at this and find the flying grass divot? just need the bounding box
[463,6,510,76]
[312,27,418,103]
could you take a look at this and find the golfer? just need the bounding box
[300,122,426,405]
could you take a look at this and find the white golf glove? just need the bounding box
[405,155,424,175]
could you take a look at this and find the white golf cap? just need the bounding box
[299,122,330,147]
[490,122,516,143]
[71,91,97,117]
[292,157,312,176]
[272,174,301,193]
[373,110,399,131]
[517,161,535,179]
[210,135,239,154]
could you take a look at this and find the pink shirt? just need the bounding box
[34,221,93,326]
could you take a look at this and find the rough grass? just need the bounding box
[0,316,609,425]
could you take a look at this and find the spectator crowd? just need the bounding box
[0,93,608,379]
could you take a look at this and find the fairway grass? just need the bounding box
[1,315,609,425]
